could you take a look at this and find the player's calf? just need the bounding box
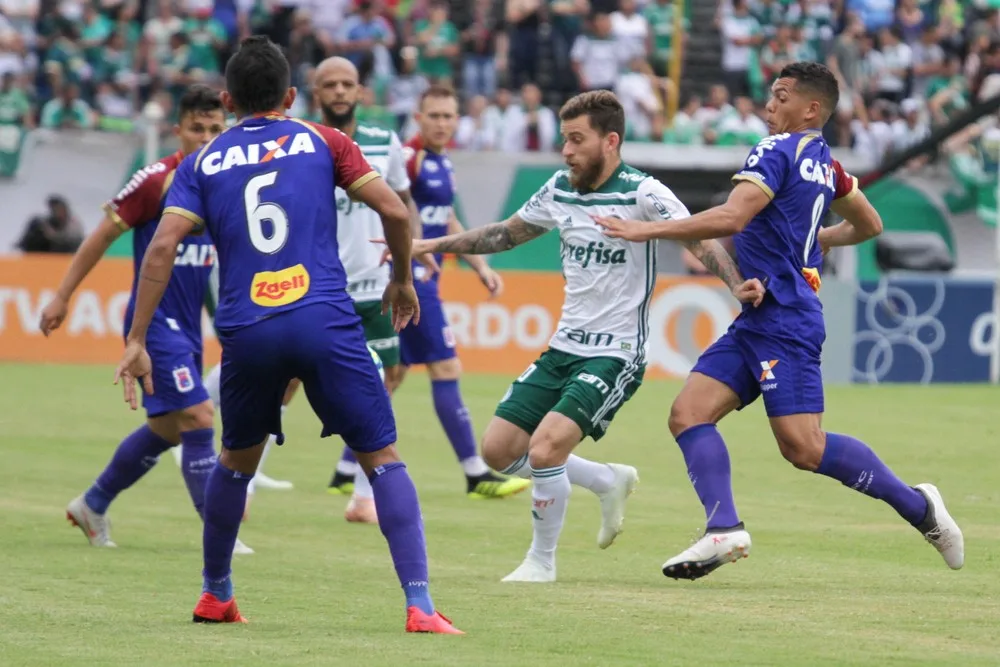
[769,414,825,471]
[480,416,531,475]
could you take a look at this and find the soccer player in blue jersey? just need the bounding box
[596,62,964,578]
[39,85,251,555]
[113,36,461,633]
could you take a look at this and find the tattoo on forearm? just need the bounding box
[429,218,547,255]
[685,240,743,290]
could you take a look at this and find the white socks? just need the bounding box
[460,455,490,477]
[353,467,374,499]
[528,464,571,568]
[503,453,614,494]
[336,459,359,476]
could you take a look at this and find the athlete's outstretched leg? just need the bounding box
[771,416,964,570]
[67,424,175,547]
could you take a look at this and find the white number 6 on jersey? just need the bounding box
[245,171,289,254]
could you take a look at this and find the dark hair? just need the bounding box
[559,90,625,144]
[224,35,290,114]
[777,61,840,121]
[178,84,223,119]
[419,83,459,108]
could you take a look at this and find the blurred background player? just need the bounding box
[596,62,964,579]
[333,84,529,501]
[38,85,252,555]
[403,90,757,582]
[114,36,461,633]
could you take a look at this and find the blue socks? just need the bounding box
[370,461,434,614]
[818,433,929,526]
[201,461,253,602]
[431,379,478,463]
[180,428,216,519]
[676,424,741,530]
[86,425,173,514]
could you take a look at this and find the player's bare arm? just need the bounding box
[114,212,195,409]
[593,182,771,242]
[820,190,883,252]
[39,215,124,336]
[445,212,504,297]
[415,214,549,255]
[682,239,763,306]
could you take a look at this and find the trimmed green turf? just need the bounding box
[1,364,998,666]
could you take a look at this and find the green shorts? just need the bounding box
[354,300,400,368]
[495,348,645,441]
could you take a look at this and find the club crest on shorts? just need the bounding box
[173,366,195,393]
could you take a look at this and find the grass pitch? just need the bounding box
[1,363,998,666]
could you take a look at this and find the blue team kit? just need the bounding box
[399,137,458,366]
[106,151,214,417]
[163,114,396,451]
[693,131,858,417]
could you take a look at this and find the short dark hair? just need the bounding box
[178,84,223,119]
[559,90,625,144]
[224,35,290,114]
[419,83,459,109]
[778,61,840,121]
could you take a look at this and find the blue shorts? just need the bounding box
[692,324,824,417]
[399,279,456,366]
[216,301,396,452]
[137,322,208,418]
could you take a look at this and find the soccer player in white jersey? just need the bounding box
[393,91,765,582]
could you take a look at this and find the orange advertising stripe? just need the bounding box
[0,255,222,366]
[1,255,737,378]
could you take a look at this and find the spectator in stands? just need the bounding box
[0,30,31,80]
[571,12,629,92]
[460,0,502,99]
[413,1,459,83]
[0,0,39,42]
[874,26,912,104]
[615,55,661,141]
[456,93,498,150]
[184,5,229,75]
[714,95,767,146]
[339,0,396,74]
[610,0,649,60]
[499,82,557,152]
[15,195,84,254]
[387,45,428,131]
[927,54,969,126]
[0,71,33,127]
[663,93,703,145]
[43,25,89,90]
[645,0,688,78]
[40,81,94,129]
[548,0,588,94]
[893,97,929,153]
[759,23,799,85]
[505,0,541,88]
[144,0,184,62]
[719,0,761,98]
[910,25,946,99]
[482,84,512,140]
[895,0,926,45]
[695,83,734,144]
[285,8,324,91]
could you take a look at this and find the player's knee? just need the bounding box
[384,366,403,393]
[775,432,824,471]
[668,398,703,438]
[177,400,214,431]
[481,432,513,471]
[427,357,461,381]
[527,429,572,470]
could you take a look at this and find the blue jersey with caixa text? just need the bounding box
[163,114,379,331]
[729,131,857,336]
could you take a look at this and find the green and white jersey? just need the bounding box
[517,163,690,363]
[336,123,411,303]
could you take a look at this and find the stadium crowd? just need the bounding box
[0,0,995,161]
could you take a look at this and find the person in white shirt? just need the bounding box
[610,0,649,60]
[500,82,557,152]
[456,94,499,150]
[571,12,631,92]
[614,56,661,141]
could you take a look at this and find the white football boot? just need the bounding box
[662,523,752,580]
[66,495,116,547]
[233,537,255,555]
[501,554,557,583]
[596,463,639,549]
[914,483,964,570]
